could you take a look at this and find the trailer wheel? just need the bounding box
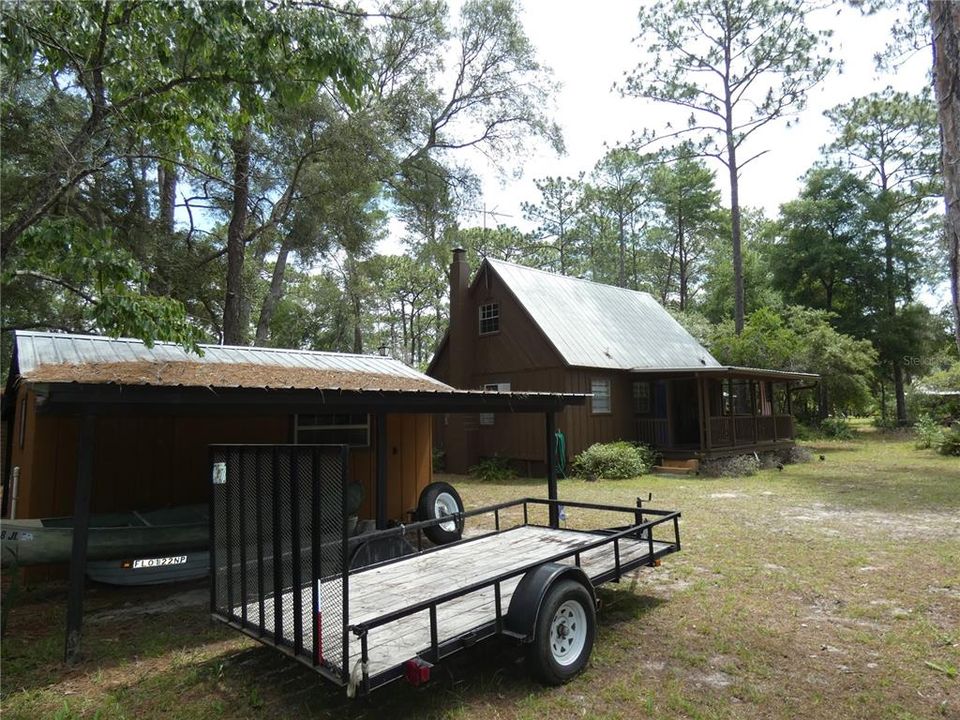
[527,579,595,685]
[417,482,464,545]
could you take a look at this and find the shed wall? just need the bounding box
[6,392,431,525]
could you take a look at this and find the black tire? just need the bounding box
[417,481,464,545]
[527,579,595,685]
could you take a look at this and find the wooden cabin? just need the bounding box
[428,251,817,474]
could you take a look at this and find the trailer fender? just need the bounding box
[505,563,595,642]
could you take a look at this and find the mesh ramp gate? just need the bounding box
[210,445,350,685]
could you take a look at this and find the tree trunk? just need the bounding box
[893,360,907,425]
[253,239,292,346]
[158,162,177,234]
[728,151,744,334]
[352,291,363,354]
[222,122,252,345]
[930,1,960,355]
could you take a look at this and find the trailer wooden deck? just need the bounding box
[236,525,672,680]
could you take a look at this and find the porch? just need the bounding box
[629,366,816,459]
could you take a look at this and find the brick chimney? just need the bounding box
[448,248,471,388]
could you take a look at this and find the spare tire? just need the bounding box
[417,481,464,545]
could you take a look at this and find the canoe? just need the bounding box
[0,504,208,568]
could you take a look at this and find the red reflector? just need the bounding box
[404,658,431,686]
[315,611,323,664]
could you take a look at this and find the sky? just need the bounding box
[381,1,935,264]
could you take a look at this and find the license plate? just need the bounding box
[125,555,188,569]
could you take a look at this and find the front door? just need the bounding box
[671,378,701,446]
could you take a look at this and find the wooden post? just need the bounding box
[750,380,758,443]
[729,379,737,447]
[697,375,709,453]
[545,412,558,528]
[375,413,387,530]
[64,412,95,664]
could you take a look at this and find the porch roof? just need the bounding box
[628,365,819,382]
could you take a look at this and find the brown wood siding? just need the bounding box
[8,396,431,525]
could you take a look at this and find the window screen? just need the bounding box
[632,381,651,414]
[295,413,370,447]
[479,302,499,334]
[591,378,611,414]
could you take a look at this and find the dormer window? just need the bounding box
[479,302,499,335]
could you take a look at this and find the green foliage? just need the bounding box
[709,306,878,419]
[2,218,204,352]
[572,441,652,480]
[432,448,446,473]
[936,425,960,456]
[820,415,855,439]
[468,456,517,482]
[914,415,946,449]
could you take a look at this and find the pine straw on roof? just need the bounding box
[21,361,448,392]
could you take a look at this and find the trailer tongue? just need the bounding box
[210,445,681,697]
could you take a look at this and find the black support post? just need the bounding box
[375,413,387,530]
[545,411,559,528]
[64,412,95,663]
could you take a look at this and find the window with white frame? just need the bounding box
[295,413,370,447]
[479,302,500,334]
[591,378,611,414]
[479,382,510,425]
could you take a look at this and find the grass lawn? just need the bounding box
[2,428,958,719]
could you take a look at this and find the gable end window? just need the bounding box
[479,302,500,335]
[591,378,611,415]
[295,413,370,447]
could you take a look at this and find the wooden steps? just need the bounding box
[652,458,699,476]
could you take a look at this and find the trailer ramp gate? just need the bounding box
[210,445,350,686]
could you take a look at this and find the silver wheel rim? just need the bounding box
[549,599,587,666]
[434,491,459,532]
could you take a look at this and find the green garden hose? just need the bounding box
[555,430,567,478]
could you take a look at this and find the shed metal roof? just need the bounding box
[486,259,720,370]
[12,331,452,393]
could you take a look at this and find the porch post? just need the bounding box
[545,411,559,528]
[65,411,95,664]
[702,377,713,451]
[375,413,387,529]
[750,380,758,444]
[729,379,737,447]
[695,374,707,453]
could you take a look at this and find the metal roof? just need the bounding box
[12,331,452,392]
[486,259,721,370]
[629,366,819,381]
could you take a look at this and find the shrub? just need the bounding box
[936,425,960,457]
[432,448,446,472]
[820,415,854,439]
[699,454,760,477]
[468,456,516,482]
[572,441,652,480]
[914,414,946,450]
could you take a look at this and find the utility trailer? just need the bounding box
[210,444,681,697]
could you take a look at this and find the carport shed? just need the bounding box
[1,331,586,662]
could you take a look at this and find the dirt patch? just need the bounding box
[780,504,960,539]
[88,588,208,623]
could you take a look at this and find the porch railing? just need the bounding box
[708,415,794,447]
[636,418,669,447]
